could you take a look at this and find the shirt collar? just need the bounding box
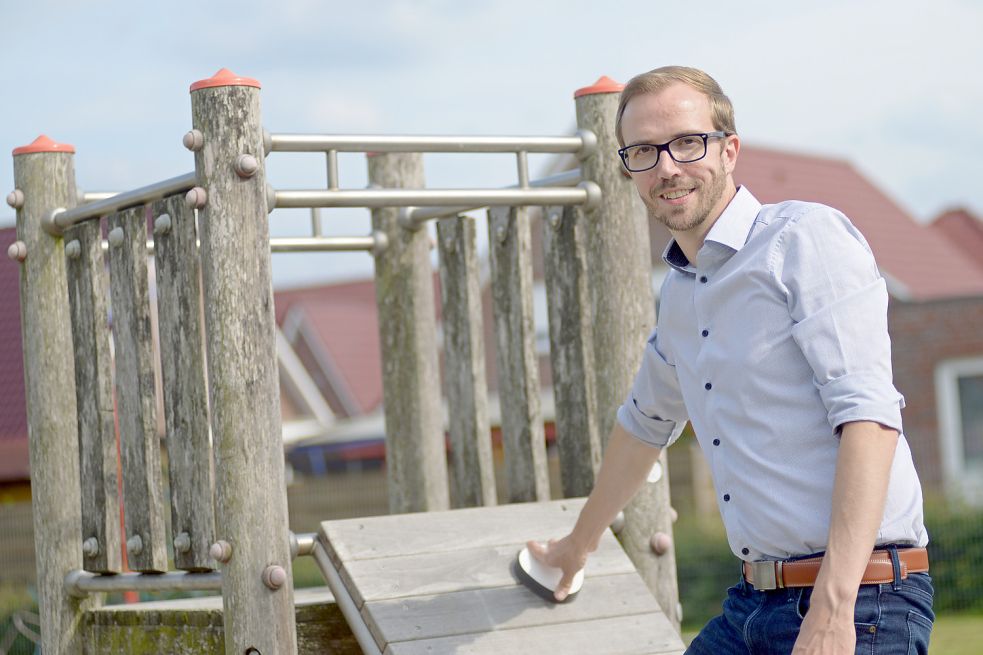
[662,186,762,272]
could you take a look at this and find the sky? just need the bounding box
[2,0,981,288]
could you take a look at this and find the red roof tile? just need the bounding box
[929,208,983,271]
[0,227,29,479]
[733,146,983,301]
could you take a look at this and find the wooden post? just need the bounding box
[189,69,297,654]
[11,135,97,654]
[151,195,215,571]
[436,216,495,507]
[64,217,122,574]
[487,206,550,503]
[541,205,602,497]
[368,152,450,514]
[575,78,680,628]
[107,205,168,573]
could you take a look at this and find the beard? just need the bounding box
[644,158,729,233]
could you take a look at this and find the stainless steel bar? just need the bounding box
[81,192,118,203]
[274,187,589,210]
[516,151,529,188]
[269,236,382,253]
[326,150,339,190]
[64,570,222,597]
[270,133,587,154]
[310,208,323,236]
[312,542,383,655]
[404,168,586,223]
[55,172,197,230]
[292,532,317,558]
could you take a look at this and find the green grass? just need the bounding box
[681,613,983,653]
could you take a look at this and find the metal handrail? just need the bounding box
[269,130,596,157]
[273,185,597,211]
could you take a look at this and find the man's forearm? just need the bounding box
[812,420,899,608]
[570,421,663,552]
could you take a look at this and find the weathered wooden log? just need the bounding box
[575,79,680,628]
[151,195,215,571]
[368,152,450,514]
[487,206,549,503]
[64,218,122,574]
[436,216,495,507]
[107,206,168,573]
[189,69,297,655]
[12,135,97,654]
[540,205,601,497]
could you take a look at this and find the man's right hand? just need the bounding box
[526,536,590,602]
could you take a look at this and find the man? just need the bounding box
[528,66,933,654]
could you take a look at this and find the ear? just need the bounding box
[721,133,740,175]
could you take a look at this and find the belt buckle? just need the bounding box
[750,560,782,591]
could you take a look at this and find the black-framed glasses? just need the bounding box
[618,131,730,172]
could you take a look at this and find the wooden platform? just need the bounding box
[316,498,686,655]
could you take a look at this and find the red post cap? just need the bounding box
[12,135,76,156]
[190,68,261,92]
[574,76,625,98]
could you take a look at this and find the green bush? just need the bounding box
[673,516,736,631]
[924,502,983,614]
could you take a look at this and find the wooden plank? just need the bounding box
[369,153,450,514]
[339,538,633,607]
[487,206,549,502]
[363,572,660,645]
[107,205,168,573]
[541,205,601,497]
[321,498,587,564]
[384,614,685,655]
[190,79,297,655]
[64,219,122,574]
[436,215,496,507]
[151,196,215,571]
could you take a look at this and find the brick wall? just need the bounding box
[889,295,983,492]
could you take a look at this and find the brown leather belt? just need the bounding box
[742,547,929,591]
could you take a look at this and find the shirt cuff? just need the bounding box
[817,370,905,434]
[617,399,685,449]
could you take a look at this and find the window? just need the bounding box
[935,356,983,504]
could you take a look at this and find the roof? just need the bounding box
[929,208,983,271]
[732,146,983,301]
[0,227,29,480]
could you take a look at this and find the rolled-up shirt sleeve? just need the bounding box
[775,208,905,434]
[617,328,689,448]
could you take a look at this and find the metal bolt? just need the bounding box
[234,154,260,179]
[262,565,287,590]
[547,209,562,229]
[650,532,672,556]
[108,227,125,249]
[7,241,27,263]
[65,240,81,259]
[82,537,100,558]
[185,187,207,210]
[153,213,172,236]
[127,534,144,556]
[209,540,233,563]
[183,129,204,151]
[6,189,24,209]
[174,531,192,554]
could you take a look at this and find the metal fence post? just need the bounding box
[10,135,97,654]
[574,77,680,628]
[189,69,297,654]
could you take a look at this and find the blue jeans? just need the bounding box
[686,555,934,654]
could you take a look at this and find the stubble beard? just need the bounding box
[645,160,728,233]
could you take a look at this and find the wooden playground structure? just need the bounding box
[8,69,683,653]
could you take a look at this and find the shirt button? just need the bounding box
[701,329,709,337]
[699,275,708,283]
[723,494,731,502]
[704,382,712,390]
[742,547,750,556]
[712,438,720,446]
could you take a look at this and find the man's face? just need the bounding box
[620,83,739,235]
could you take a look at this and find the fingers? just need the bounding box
[526,539,549,563]
[554,572,574,602]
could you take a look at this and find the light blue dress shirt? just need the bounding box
[617,187,929,561]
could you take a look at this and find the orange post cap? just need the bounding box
[12,135,76,156]
[574,76,625,98]
[190,68,261,92]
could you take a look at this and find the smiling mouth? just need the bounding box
[660,188,694,201]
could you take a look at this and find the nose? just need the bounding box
[645,150,682,180]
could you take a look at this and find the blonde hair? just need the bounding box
[615,66,736,146]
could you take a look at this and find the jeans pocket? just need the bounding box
[906,610,933,655]
[794,588,810,620]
